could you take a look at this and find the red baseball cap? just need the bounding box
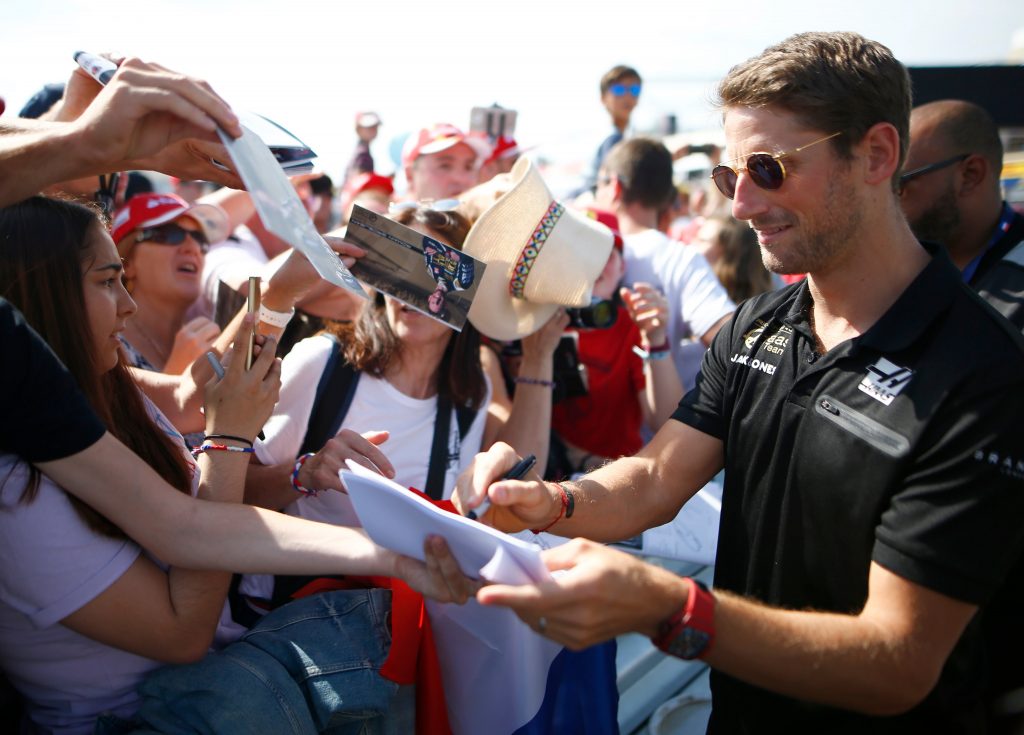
[112,193,229,255]
[346,171,395,198]
[485,135,521,165]
[401,123,492,168]
[585,208,624,252]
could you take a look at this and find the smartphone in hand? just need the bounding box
[246,276,260,370]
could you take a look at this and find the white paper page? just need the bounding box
[341,461,551,584]
[640,481,722,565]
[218,125,366,296]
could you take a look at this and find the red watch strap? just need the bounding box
[652,577,716,659]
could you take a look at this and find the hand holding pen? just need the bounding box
[466,454,536,521]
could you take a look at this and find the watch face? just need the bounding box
[667,626,711,660]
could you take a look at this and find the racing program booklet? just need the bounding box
[345,205,487,331]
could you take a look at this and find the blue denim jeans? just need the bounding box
[99,588,405,735]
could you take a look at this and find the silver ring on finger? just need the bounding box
[538,616,548,634]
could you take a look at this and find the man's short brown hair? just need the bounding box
[603,137,675,211]
[716,32,911,190]
[600,65,642,95]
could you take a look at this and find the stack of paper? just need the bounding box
[340,461,550,585]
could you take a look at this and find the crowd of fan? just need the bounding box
[1,31,1023,735]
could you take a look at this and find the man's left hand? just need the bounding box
[477,538,688,648]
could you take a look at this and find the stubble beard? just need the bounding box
[758,172,864,277]
[906,185,960,247]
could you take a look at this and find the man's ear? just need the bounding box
[858,122,901,187]
[611,175,624,205]
[956,154,989,198]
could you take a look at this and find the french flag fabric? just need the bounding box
[426,531,619,734]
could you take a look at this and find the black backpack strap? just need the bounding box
[298,335,361,456]
[424,394,453,500]
[424,397,479,500]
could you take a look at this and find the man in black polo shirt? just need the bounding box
[900,99,1024,330]
[451,31,1024,733]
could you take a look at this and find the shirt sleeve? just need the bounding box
[0,460,140,628]
[254,335,334,466]
[873,382,1024,604]
[0,299,105,461]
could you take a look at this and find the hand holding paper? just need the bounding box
[340,460,550,585]
[218,125,366,297]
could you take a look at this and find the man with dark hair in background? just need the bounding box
[901,98,1024,733]
[451,32,1024,733]
[901,99,1024,329]
[596,137,733,388]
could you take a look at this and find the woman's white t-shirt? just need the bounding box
[244,335,490,598]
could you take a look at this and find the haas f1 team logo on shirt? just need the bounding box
[731,320,791,377]
[859,357,914,406]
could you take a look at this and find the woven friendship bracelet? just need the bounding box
[191,442,256,458]
[291,452,319,497]
[509,201,565,299]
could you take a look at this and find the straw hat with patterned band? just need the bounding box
[464,157,613,340]
[111,193,229,258]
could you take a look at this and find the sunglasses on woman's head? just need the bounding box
[388,198,461,215]
[710,131,842,200]
[609,83,641,98]
[136,223,210,253]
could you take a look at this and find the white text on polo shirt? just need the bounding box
[973,450,1024,481]
[858,357,914,406]
[730,353,777,375]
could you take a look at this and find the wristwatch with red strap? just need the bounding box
[651,577,716,660]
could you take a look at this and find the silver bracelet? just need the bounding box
[258,303,295,328]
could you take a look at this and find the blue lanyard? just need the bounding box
[962,203,1016,283]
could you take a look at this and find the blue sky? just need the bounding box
[4,0,1022,189]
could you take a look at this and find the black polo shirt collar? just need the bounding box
[774,242,961,355]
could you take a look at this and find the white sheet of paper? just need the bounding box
[218,125,366,296]
[640,481,722,565]
[340,461,550,584]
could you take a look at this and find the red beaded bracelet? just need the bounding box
[532,482,573,534]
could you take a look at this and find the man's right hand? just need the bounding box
[69,57,244,188]
[452,442,561,531]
